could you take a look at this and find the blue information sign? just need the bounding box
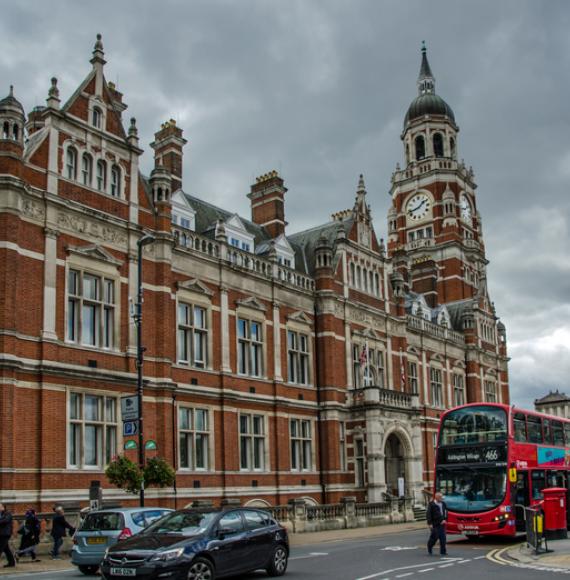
[123,421,139,437]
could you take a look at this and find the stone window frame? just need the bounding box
[175,286,214,371]
[64,253,122,353]
[351,336,386,389]
[285,315,314,387]
[239,412,270,472]
[484,378,498,403]
[235,303,267,379]
[429,364,444,408]
[289,416,315,472]
[177,404,215,473]
[407,358,419,395]
[353,436,366,488]
[66,388,120,471]
[452,371,466,407]
[87,96,107,132]
[339,421,347,472]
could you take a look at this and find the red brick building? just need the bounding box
[0,37,509,511]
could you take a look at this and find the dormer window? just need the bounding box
[92,107,103,129]
[66,147,77,180]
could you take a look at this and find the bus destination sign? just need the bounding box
[440,446,507,464]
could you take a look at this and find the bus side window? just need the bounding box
[543,419,552,444]
[514,413,527,442]
[564,424,570,447]
[527,416,543,444]
[531,470,546,500]
[553,421,564,446]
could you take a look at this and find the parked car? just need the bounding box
[100,507,289,579]
[72,507,173,575]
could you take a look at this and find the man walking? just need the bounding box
[50,506,75,560]
[0,503,16,568]
[427,491,448,556]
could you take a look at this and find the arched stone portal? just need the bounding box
[384,433,406,496]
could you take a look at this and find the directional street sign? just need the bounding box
[121,396,139,421]
[124,440,137,450]
[123,421,139,437]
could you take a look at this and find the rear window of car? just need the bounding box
[243,510,274,530]
[131,510,170,528]
[81,512,124,532]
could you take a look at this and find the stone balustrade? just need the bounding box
[406,314,464,344]
[350,386,419,410]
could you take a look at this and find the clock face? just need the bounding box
[406,193,431,221]
[460,194,472,221]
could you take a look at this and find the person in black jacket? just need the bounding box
[49,506,75,560]
[0,503,16,568]
[426,492,448,556]
[16,509,41,562]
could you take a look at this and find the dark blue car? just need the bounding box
[100,507,289,580]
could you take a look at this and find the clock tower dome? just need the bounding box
[388,43,485,307]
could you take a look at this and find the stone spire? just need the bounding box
[47,77,60,109]
[417,41,435,95]
[353,173,370,219]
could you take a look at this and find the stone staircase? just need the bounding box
[413,505,427,522]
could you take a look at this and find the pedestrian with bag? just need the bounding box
[0,503,16,568]
[427,491,448,556]
[16,509,41,562]
[50,506,75,560]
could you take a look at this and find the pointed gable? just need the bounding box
[66,244,122,267]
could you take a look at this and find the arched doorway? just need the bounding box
[384,433,406,496]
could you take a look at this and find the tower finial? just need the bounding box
[357,173,366,194]
[9,85,13,97]
[417,40,435,95]
[91,33,106,69]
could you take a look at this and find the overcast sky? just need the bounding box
[2,0,569,410]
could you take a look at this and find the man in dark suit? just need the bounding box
[427,491,448,556]
[0,503,16,568]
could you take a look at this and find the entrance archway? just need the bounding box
[384,433,406,496]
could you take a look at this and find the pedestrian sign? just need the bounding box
[145,440,157,450]
[123,421,139,437]
[124,440,137,450]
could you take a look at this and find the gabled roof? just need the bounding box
[535,390,570,405]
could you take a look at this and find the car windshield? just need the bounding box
[142,511,217,536]
[440,406,507,446]
[436,465,507,512]
[80,512,124,532]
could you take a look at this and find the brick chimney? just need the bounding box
[248,170,287,238]
[150,119,187,192]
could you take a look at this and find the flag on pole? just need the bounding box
[359,344,367,367]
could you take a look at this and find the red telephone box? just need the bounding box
[542,487,568,540]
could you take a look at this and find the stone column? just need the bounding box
[273,302,282,381]
[345,321,353,388]
[365,408,386,502]
[42,228,59,340]
[421,349,429,404]
[220,287,231,372]
[410,421,425,505]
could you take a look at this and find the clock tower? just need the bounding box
[388,43,486,308]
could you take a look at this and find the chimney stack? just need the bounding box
[248,170,287,239]
[150,119,187,192]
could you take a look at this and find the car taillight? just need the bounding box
[119,528,133,541]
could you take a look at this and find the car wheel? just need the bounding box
[78,565,99,575]
[187,557,215,580]
[266,545,288,577]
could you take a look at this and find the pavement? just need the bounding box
[489,536,570,572]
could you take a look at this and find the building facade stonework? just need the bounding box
[0,37,509,510]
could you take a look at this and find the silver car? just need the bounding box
[71,507,172,575]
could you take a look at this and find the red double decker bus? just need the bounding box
[435,402,570,537]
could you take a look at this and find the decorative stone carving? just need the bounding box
[177,278,214,296]
[66,244,123,266]
[57,213,127,246]
[21,199,45,221]
[235,296,267,312]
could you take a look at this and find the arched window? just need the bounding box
[450,137,456,159]
[66,147,77,180]
[369,271,374,294]
[356,266,362,289]
[92,107,102,129]
[111,165,121,197]
[96,160,107,191]
[363,269,368,292]
[350,262,355,286]
[12,124,18,141]
[374,273,380,296]
[2,122,9,139]
[415,135,425,160]
[433,133,444,157]
[81,154,93,186]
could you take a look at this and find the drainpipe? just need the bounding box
[313,303,327,503]
[172,393,178,510]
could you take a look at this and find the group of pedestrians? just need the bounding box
[0,503,75,567]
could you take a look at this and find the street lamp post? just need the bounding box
[136,233,155,507]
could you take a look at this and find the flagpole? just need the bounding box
[365,339,370,386]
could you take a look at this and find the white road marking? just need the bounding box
[396,574,415,578]
[355,562,454,580]
[289,551,329,561]
[439,563,455,568]
[474,556,486,560]
[382,546,418,551]
[458,559,472,564]
[418,568,435,573]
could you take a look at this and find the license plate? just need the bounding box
[86,537,107,544]
[464,531,479,536]
[110,568,136,577]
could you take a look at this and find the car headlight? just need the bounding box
[150,547,185,562]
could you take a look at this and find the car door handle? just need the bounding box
[212,546,220,551]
